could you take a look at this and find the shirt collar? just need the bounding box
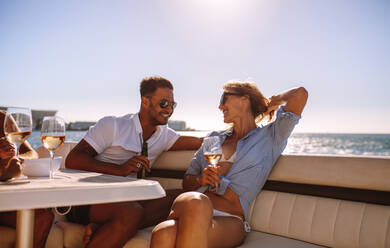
[133,112,163,146]
[221,126,260,140]
[221,128,234,137]
[133,113,143,135]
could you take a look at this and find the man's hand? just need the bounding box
[0,137,16,160]
[0,156,23,181]
[198,165,221,187]
[119,155,151,177]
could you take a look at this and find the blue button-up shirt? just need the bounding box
[185,107,301,219]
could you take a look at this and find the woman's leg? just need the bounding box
[151,192,212,248]
[207,216,246,248]
[150,219,178,248]
[151,191,246,248]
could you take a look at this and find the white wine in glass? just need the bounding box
[41,116,66,179]
[3,107,33,157]
[203,136,222,189]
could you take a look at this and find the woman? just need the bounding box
[0,110,54,248]
[150,81,308,248]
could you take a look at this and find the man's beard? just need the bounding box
[148,108,169,126]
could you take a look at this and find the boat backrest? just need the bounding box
[250,190,390,247]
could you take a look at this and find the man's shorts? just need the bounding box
[65,205,91,226]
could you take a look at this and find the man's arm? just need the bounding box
[65,139,149,176]
[169,136,202,151]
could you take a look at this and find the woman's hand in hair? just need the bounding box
[263,96,282,120]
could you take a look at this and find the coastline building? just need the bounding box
[0,106,56,130]
[67,121,96,131]
[168,120,186,131]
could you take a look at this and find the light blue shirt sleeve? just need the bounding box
[186,148,204,175]
[270,106,301,145]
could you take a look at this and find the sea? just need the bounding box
[27,131,390,157]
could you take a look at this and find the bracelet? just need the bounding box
[53,206,72,216]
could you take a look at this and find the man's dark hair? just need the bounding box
[140,76,173,97]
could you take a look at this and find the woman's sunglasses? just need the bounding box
[219,92,243,105]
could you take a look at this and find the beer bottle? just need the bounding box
[137,142,148,179]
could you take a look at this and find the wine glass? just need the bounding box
[3,107,33,157]
[40,116,66,179]
[203,136,222,189]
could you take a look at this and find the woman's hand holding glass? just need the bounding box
[202,136,222,190]
[198,165,221,190]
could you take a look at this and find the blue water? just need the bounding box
[27,131,390,157]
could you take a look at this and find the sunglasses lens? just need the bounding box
[160,99,176,109]
[219,93,226,105]
[160,100,169,108]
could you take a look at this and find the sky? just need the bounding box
[1,0,389,133]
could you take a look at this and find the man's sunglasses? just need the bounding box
[219,92,243,105]
[159,99,177,109]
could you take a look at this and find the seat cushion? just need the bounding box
[123,226,154,248]
[0,224,62,248]
[59,220,154,248]
[238,231,325,248]
[45,224,64,248]
[56,220,85,248]
[58,220,324,248]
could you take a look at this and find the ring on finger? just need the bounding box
[136,163,141,168]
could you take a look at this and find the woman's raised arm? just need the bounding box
[267,86,308,116]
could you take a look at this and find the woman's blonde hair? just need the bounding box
[223,80,274,123]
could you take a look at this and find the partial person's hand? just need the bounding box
[0,156,23,181]
[119,155,150,176]
[0,137,16,159]
[199,165,221,187]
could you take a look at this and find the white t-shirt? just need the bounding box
[84,113,180,176]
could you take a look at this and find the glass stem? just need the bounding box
[49,151,54,179]
[212,162,219,189]
[14,144,19,158]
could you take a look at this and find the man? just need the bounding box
[0,110,54,248]
[65,76,202,248]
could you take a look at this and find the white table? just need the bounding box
[0,169,166,248]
